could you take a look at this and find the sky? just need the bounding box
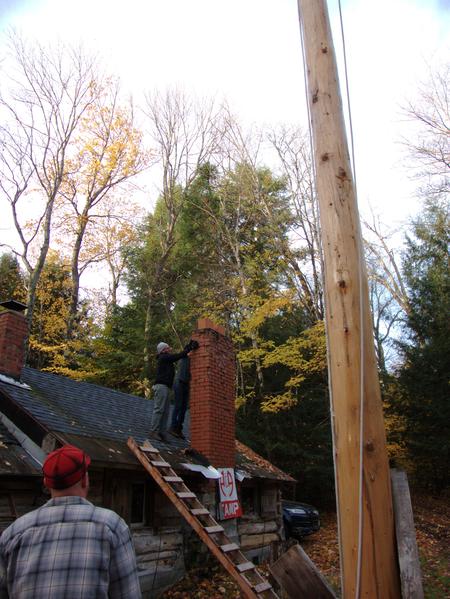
[0,0,449,254]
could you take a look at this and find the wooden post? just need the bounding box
[270,544,337,599]
[391,469,424,599]
[296,1,401,597]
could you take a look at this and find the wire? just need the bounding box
[338,0,358,186]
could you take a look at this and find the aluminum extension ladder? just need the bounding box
[127,437,279,599]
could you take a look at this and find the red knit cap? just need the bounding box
[43,445,91,489]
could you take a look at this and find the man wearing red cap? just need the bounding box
[0,444,141,598]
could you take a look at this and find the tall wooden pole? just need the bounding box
[296,1,401,597]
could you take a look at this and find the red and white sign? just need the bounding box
[218,468,242,520]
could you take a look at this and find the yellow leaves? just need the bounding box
[261,392,298,413]
[239,292,294,335]
[65,99,147,198]
[235,391,254,410]
[262,321,326,373]
[258,322,327,413]
[238,344,272,366]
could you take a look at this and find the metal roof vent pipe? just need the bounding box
[0,299,28,381]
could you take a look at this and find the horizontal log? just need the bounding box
[240,532,279,550]
[238,521,278,535]
[133,533,183,554]
[137,549,178,561]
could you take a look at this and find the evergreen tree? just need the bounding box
[397,198,450,490]
[0,252,26,302]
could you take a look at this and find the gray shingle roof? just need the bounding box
[0,367,294,481]
[0,367,187,452]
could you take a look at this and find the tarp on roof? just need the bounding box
[0,422,41,476]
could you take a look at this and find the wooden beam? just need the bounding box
[296,1,401,597]
[270,544,336,599]
[391,469,424,599]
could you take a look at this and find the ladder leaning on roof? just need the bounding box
[127,437,279,599]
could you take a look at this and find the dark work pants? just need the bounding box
[171,381,189,433]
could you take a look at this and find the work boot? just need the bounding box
[168,428,181,438]
[149,431,165,442]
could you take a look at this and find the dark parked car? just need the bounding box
[282,500,320,539]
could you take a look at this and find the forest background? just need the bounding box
[0,24,448,504]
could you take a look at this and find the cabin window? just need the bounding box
[261,487,278,518]
[241,485,259,516]
[130,482,146,526]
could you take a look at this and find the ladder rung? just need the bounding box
[220,543,239,552]
[191,508,209,515]
[163,476,183,482]
[177,492,196,499]
[254,581,272,593]
[237,561,256,573]
[205,525,224,534]
[151,461,171,467]
[140,446,159,453]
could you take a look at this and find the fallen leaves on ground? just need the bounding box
[161,564,241,599]
[301,511,340,593]
[412,492,450,598]
[162,492,448,598]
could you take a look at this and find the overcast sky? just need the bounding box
[1,0,449,234]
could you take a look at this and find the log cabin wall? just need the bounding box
[96,467,186,597]
[237,481,283,563]
[0,478,45,533]
[1,468,285,597]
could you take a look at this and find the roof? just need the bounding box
[236,441,294,482]
[0,367,294,482]
[0,421,41,477]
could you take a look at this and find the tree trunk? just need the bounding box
[67,212,89,340]
[24,196,56,355]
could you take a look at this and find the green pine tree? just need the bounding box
[397,198,450,491]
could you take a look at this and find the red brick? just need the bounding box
[190,321,236,467]
[0,310,27,379]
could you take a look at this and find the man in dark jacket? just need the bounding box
[150,340,198,441]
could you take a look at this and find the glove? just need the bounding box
[184,339,199,352]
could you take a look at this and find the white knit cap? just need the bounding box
[156,342,169,354]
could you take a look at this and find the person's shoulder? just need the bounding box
[0,506,42,544]
[89,505,130,535]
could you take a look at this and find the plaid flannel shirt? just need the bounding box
[0,496,141,599]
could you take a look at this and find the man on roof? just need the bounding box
[0,444,141,599]
[150,339,199,442]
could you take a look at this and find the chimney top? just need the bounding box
[0,301,28,380]
[0,300,27,313]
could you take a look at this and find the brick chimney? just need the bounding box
[0,300,28,380]
[190,318,236,468]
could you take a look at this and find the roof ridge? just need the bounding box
[23,367,147,402]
